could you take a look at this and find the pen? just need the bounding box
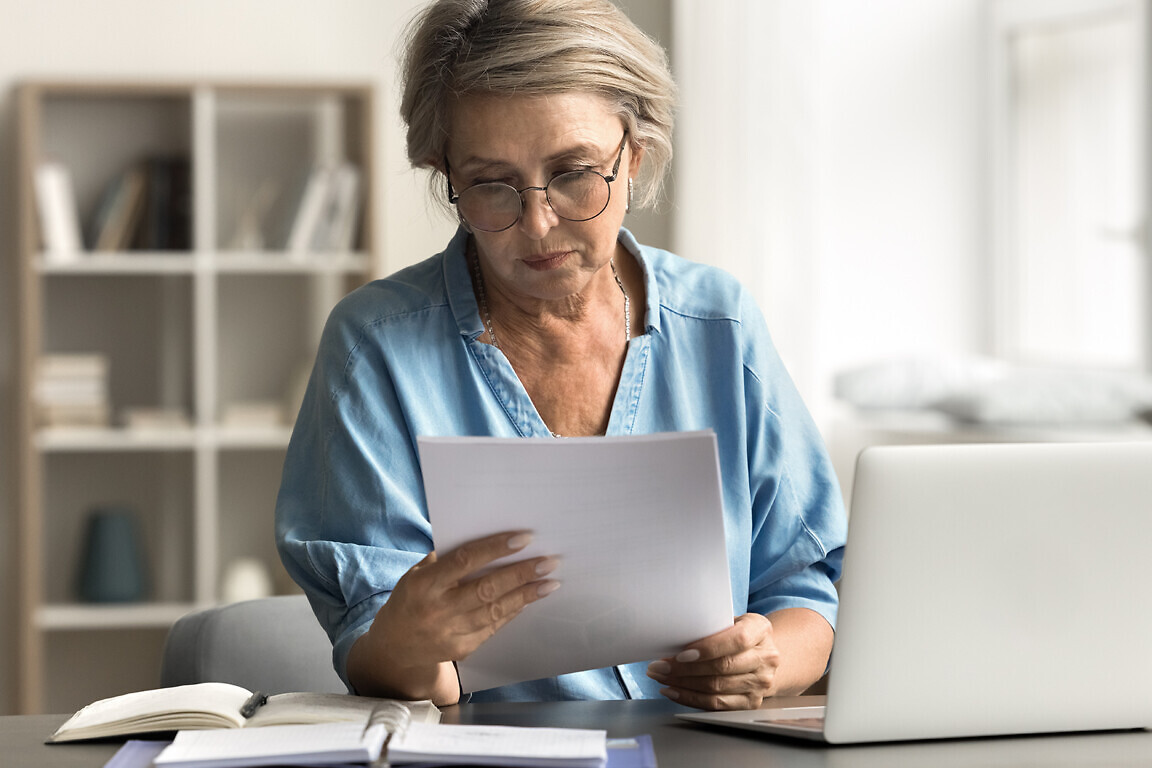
[240,691,267,719]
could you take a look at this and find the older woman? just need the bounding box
[276,0,846,711]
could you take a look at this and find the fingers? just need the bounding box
[431,530,537,587]
[649,662,776,711]
[451,555,562,626]
[647,614,779,711]
[379,531,561,664]
[659,687,768,711]
[674,613,771,667]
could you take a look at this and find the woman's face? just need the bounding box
[444,92,643,304]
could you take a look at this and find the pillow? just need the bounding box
[935,368,1152,426]
[833,356,1004,411]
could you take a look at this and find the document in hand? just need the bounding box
[418,430,735,691]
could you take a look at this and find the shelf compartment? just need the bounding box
[38,91,193,255]
[215,90,368,254]
[42,274,195,429]
[216,449,297,600]
[215,274,326,429]
[43,451,196,606]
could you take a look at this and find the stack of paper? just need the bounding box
[418,430,735,692]
[34,353,110,428]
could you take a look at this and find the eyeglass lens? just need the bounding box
[456,172,611,232]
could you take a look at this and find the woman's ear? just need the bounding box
[627,140,645,180]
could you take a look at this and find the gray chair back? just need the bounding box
[160,595,346,694]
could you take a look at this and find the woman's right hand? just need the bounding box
[347,531,560,704]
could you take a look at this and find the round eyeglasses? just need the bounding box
[445,133,628,232]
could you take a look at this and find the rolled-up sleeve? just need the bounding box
[275,292,433,688]
[739,292,846,629]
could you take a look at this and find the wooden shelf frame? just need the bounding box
[15,80,378,713]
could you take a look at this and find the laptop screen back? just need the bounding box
[823,441,1152,743]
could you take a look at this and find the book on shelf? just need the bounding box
[33,161,84,261]
[284,162,362,255]
[121,406,192,431]
[226,179,281,251]
[284,166,332,255]
[311,163,362,252]
[33,374,106,404]
[38,352,109,378]
[134,156,192,251]
[48,681,440,743]
[87,157,191,252]
[34,353,111,428]
[35,402,111,429]
[89,165,147,252]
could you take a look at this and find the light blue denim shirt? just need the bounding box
[275,227,846,702]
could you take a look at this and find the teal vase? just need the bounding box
[78,508,148,603]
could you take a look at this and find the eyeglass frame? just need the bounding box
[444,131,630,232]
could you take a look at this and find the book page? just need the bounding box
[51,683,252,741]
[419,431,735,691]
[154,722,387,768]
[249,692,439,728]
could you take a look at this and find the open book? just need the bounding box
[48,682,439,743]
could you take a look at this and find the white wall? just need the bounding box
[0,0,454,716]
[813,0,986,395]
[674,0,986,423]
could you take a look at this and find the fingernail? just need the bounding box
[661,687,680,701]
[647,660,671,676]
[536,580,561,597]
[507,532,533,551]
[675,649,700,663]
[535,557,560,576]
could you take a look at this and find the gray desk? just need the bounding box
[11,697,1152,767]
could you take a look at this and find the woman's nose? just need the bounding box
[517,187,560,238]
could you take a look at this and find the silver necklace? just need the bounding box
[470,246,631,350]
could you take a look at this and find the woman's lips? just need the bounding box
[522,251,571,271]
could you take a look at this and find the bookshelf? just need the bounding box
[15,81,377,713]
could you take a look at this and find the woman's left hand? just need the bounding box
[646,613,781,710]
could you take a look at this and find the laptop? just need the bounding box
[678,441,1152,743]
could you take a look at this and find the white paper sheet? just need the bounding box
[388,722,607,767]
[417,430,734,692]
[153,722,386,768]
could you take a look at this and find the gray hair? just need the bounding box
[399,0,676,209]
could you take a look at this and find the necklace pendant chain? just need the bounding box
[470,246,500,349]
[610,258,631,343]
